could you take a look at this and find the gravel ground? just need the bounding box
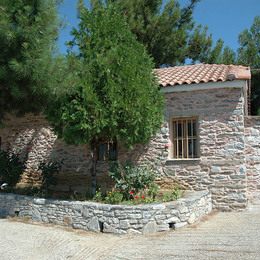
[1,196,259,260]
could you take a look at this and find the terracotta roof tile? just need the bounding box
[154,63,251,87]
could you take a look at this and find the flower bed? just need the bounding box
[0,190,211,235]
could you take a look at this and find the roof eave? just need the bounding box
[160,79,246,93]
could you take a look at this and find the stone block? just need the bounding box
[143,211,154,219]
[188,213,196,224]
[174,221,188,229]
[103,223,117,233]
[119,219,130,229]
[199,198,205,206]
[87,216,100,232]
[179,206,189,214]
[128,214,142,219]
[210,166,221,173]
[143,221,157,235]
[167,217,180,224]
[128,229,142,235]
[34,198,46,205]
[32,208,42,222]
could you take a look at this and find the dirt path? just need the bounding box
[1,196,259,260]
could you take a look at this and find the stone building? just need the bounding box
[0,63,259,211]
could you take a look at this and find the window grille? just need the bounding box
[171,117,198,159]
[97,141,117,161]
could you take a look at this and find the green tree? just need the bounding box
[112,0,213,67]
[238,15,260,69]
[237,15,260,115]
[199,38,237,65]
[48,0,165,194]
[0,0,64,122]
[221,46,237,65]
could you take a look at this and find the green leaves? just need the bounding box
[238,15,260,69]
[112,0,212,67]
[52,1,164,149]
[0,149,27,188]
[108,160,157,200]
[0,0,64,121]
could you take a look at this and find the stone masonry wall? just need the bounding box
[0,87,248,211]
[121,87,248,211]
[245,116,260,196]
[0,190,212,235]
[0,114,113,192]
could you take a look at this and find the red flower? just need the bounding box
[165,144,169,148]
[26,147,30,151]
[130,190,133,194]
[135,196,138,199]
[142,196,145,199]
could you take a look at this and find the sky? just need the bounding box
[57,0,260,55]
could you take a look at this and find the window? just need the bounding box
[97,141,117,161]
[171,117,199,159]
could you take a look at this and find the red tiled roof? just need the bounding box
[154,63,251,87]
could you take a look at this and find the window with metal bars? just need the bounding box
[97,141,117,161]
[171,117,198,159]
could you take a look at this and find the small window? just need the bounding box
[97,141,117,161]
[171,117,199,159]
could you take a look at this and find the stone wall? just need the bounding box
[0,87,248,210]
[0,190,212,235]
[0,114,113,192]
[245,116,260,196]
[123,87,248,210]
[165,88,247,210]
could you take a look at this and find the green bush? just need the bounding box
[108,160,157,200]
[172,185,181,200]
[38,160,61,190]
[0,150,27,188]
[104,187,123,204]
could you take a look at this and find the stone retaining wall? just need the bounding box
[0,190,212,235]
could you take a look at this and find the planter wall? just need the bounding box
[0,190,212,235]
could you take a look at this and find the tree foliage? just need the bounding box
[47,0,165,192]
[0,0,64,122]
[200,39,237,65]
[237,15,260,115]
[53,0,165,147]
[111,0,213,67]
[238,15,260,69]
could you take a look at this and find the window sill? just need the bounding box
[165,158,201,165]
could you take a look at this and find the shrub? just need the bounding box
[0,149,27,188]
[104,187,123,204]
[108,160,157,200]
[93,189,103,202]
[172,185,181,200]
[38,160,61,190]
[147,182,159,200]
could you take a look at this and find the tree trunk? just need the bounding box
[91,146,97,196]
